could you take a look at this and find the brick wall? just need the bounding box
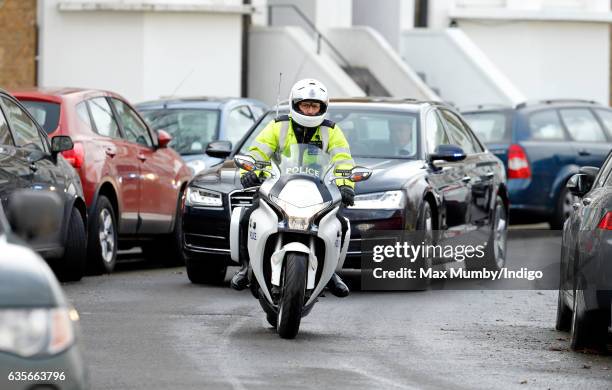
[0,0,37,89]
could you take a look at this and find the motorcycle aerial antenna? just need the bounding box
[275,72,282,119]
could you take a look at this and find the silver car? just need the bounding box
[0,192,88,390]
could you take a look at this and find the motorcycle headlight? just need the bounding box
[185,187,222,207]
[350,190,405,210]
[270,196,330,230]
[0,308,78,358]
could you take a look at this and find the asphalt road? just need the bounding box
[63,234,612,390]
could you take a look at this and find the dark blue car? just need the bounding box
[136,97,268,174]
[462,100,612,228]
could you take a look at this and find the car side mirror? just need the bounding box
[428,144,466,163]
[233,154,256,172]
[567,173,591,197]
[206,140,233,158]
[157,129,172,148]
[6,190,63,247]
[51,135,74,154]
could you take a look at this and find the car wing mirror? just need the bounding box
[567,173,590,197]
[51,135,74,154]
[206,140,233,158]
[234,154,256,172]
[157,129,172,148]
[428,144,466,163]
[6,190,63,247]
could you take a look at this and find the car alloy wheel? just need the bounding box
[99,208,115,264]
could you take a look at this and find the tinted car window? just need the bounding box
[559,108,606,142]
[593,109,612,139]
[596,153,612,188]
[462,111,510,143]
[88,97,121,138]
[0,108,12,145]
[440,109,476,154]
[76,101,93,129]
[425,110,450,154]
[111,99,153,147]
[1,96,45,151]
[20,100,61,134]
[141,109,220,155]
[240,108,420,159]
[528,110,566,141]
[226,106,255,147]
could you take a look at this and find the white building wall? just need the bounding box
[460,21,610,104]
[249,26,364,105]
[141,12,242,100]
[38,0,245,102]
[401,28,524,106]
[352,0,415,50]
[266,0,351,32]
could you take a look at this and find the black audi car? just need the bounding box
[556,151,612,351]
[182,98,508,284]
[0,89,87,282]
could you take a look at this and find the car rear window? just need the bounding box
[139,109,220,155]
[462,111,510,143]
[19,100,61,134]
[527,110,566,141]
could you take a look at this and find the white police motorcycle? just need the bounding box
[230,144,371,339]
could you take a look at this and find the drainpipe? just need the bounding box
[241,0,251,98]
[415,0,429,28]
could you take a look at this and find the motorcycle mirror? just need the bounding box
[234,154,256,172]
[349,166,372,183]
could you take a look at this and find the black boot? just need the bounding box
[230,263,249,290]
[327,273,349,297]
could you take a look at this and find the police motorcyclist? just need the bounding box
[231,78,355,297]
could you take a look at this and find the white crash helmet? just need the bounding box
[289,78,329,128]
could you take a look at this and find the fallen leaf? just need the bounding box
[520,380,527,384]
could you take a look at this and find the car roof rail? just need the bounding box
[515,99,601,110]
[458,103,512,112]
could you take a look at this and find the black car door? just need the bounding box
[424,108,470,241]
[0,95,69,195]
[0,103,31,210]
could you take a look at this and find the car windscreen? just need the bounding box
[462,111,511,143]
[19,100,61,134]
[239,108,420,159]
[139,109,220,155]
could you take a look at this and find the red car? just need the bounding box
[13,88,192,273]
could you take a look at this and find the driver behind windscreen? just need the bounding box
[232,78,355,298]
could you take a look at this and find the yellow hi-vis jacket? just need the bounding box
[242,116,355,188]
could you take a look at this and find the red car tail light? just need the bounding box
[507,144,531,179]
[61,142,85,169]
[598,212,612,230]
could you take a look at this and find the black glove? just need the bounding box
[339,186,355,207]
[241,171,261,188]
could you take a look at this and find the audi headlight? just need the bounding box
[0,308,78,358]
[350,190,405,209]
[270,196,330,230]
[185,187,222,207]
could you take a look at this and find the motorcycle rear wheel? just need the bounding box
[277,252,307,339]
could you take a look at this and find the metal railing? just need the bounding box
[267,3,353,71]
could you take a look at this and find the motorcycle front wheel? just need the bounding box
[277,252,307,339]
